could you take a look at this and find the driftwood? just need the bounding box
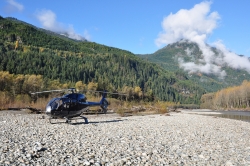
[131,106,146,112]
[7,107,21,110]
[167,107,177,112]
[26,107,43,114]
[4,107,43,114]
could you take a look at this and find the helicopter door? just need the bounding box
[67,94,80,112]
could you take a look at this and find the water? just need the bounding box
[200,111,250,122]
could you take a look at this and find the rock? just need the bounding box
[198,155,204,159]
[26,153,32,158]
[164,113,170,116]
[84,161,90,165]
[89,159,94,163]
[33,142,42,153]
[225,161,233,166]
[0,111,250,165]
[246,156,250,161]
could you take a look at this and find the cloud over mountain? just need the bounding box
[155,1,250,78]
[36,9,89,41]
[4,0,24,13]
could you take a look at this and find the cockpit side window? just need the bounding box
[65,94,77,99]
[78,94,86,102]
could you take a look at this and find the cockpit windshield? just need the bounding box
[47,98,61,110]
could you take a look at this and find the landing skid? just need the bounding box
[64,117,71,124]
[80,116,88,124]
[102,108,107,114]
[49,116,88,124]
[49,117,59,124]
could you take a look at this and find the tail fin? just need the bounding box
[99,90,106,102]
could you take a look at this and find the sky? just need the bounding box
[1,0,250,77]
[0,0,249,55]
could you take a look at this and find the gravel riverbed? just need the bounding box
[1,110,250,165]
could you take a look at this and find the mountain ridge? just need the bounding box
[5,17,88,42]
[139,40,250,92]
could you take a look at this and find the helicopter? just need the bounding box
[31,88,113,124]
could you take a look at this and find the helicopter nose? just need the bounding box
[46,106,52,115]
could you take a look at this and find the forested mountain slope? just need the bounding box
[0,16,205,104]
[139,41,250,92]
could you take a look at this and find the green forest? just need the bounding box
[0,16,206,108]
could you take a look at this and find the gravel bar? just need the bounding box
[1,111,250,165]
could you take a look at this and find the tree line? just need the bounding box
[0,71,157,109]
[200,80,250,110]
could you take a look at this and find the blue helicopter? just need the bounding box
[31,88,110,124]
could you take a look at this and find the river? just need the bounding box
[181,109,250,122]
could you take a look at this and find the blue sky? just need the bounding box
[0,0,250,57]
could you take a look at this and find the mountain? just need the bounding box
[5,17,87,42]
[0,16,205,104]
[138,40,250,92]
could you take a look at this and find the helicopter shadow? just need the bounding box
[72,118,124,125]
[49,116,124,125]
[87,119,123,124]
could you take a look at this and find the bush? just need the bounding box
[0,91,11,109]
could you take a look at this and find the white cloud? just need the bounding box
[155,1,250,78]
[213,40,250,73]
[36,9,60,31]
[178,56,227,79]
[5,0,24,13]
[155,1,219,46]
[83,30,91,41]
[36,9,87,41]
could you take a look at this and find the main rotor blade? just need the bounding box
[30,88,127,96]
[30,88,76,95]
[82,90,128,96]
[30,90,64,95]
